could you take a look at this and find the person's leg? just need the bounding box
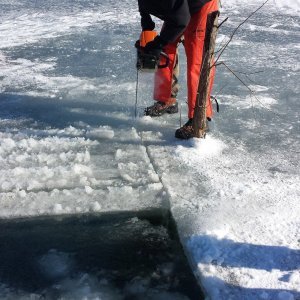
[144,40,180,116]
[184,0,219,120]
[153,42,178,104]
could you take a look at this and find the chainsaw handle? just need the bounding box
[158,52,169,69]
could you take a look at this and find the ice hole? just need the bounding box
[0,210,204,300]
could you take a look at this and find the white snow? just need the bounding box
[224,0,300,16]
[0,0,299,299]
[86,126,115,139]
[272,0,300,15]
[0,9,137,49]
[175,135,227,160]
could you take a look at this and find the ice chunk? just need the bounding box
[278,291,294,300]
[38,249,73,279]
[91,201,101,211]
[85,185,93,194]
[53,203,63,213]
[18,190,27,198]
[86,126,114,139]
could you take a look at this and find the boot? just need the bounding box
[144,101,178,117]
[175,118,195,139]
[175,118,209,139]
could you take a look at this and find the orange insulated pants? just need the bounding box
[153,0,218,119]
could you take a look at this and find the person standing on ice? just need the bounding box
[137,0,218,139]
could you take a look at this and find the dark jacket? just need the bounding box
[138,0,212,44]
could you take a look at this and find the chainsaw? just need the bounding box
[136,30,169,72]
[134,31,170,117]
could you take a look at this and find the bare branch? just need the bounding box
[244,74,259,85]
[215,0,270,65]
[213,18,229,55]
[214,83,228,97]
[234,70,264,85]
[214,35,230,55]
[234,70,264,75]
[218,61,283,117]
[218,62,253,92]
[218,17,229,29]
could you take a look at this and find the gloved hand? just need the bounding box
[135,39,141,49]
[144,36,165,60]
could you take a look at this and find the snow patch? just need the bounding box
[0,9,138,49]
[246,95,278,109]
[249,85,269,92]
[175,135,227,161]
[223,94,278,110]
[85,186,94,194]
[53,203,63,214]
[272,0,300,15]
[86,126,115,139]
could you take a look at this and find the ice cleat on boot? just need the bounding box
[144,101,178,117]
[175,118,195,139]
[175,118,209,139]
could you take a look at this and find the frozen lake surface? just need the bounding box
[0,0,299,299]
